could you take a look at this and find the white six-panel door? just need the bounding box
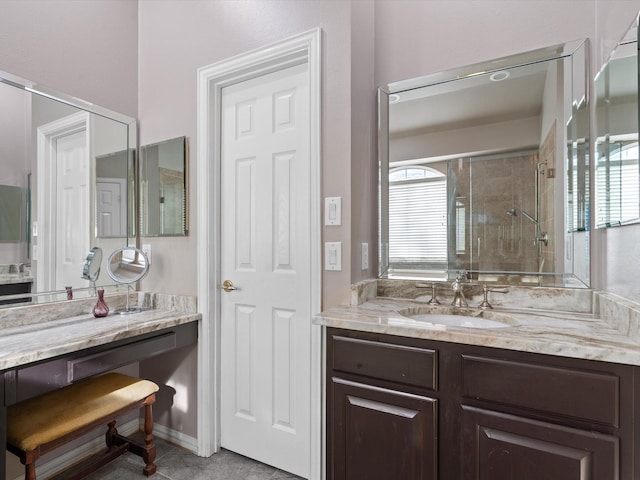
[54,129,90,289]
[220,62,310,477]
[37,112,91,292]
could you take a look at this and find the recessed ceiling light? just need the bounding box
[490,71,510,82]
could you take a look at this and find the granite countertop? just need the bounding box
[313,295,640,366]
[0,293,201,371]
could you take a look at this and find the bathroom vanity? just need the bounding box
[316,285,640,480]
[0,294,200,480]
[0,266,32,306]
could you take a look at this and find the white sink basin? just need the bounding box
[405,313,512,329]
[397,307,517,329]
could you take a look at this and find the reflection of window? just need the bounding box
[388,166,447,265]
[455,198,466,254]
[596,141,640,227]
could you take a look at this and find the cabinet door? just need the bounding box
[461,406,618,480]
[329,378,437,480]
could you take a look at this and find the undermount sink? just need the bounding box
[398,307,517,329]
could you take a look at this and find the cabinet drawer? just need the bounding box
[332,335,437,390]
[462,355,619,426]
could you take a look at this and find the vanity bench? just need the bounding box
[7,373,159,480]
[0,302,200,480]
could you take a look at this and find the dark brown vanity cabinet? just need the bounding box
[327,332,438,480]
[326,327,638,480]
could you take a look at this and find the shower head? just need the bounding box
[507,207,537,225]
[507,207,549,246]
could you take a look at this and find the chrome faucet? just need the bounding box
[478,285,509,309]
[451,271,469,307]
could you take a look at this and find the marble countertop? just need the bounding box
[0,273,33,286]
[0,296,201,371]
[313,297,640,366]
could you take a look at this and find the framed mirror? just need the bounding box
[0,69,136,306]
[140,136,188,236]
[379,40,590,287]
[594,13,639,228]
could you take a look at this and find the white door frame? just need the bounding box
[196,28,322,478]
[36,111,91,291]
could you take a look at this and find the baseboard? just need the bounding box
[11,419,139,480]
[145,419,199,455]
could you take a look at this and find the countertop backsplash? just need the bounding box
[353,278,595,313]
[0,291,197,329]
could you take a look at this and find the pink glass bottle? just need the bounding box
[93,289,109,318]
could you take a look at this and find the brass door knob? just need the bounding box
[221,280,237,292]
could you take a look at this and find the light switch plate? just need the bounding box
[361,242,369,270]
[325,242,342,271]
[325,197,342,226]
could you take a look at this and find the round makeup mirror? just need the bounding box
[107,246,149,314]
[82,247,103,283]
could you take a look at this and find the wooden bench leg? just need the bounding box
[105,420,118,449]
[25,462,36,480]
[143,402,157,476]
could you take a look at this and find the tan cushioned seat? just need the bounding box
[7,373,159,452]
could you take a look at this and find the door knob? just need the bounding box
[221,280,237,292]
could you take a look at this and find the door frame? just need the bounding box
[196,28,322,478]
[36,111,91,291]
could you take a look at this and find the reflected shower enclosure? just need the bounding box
[140,136,187,237]
[391,151,555,277]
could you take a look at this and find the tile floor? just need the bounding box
[82,437,304,480]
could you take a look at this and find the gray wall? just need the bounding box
[0,0,138,117]
[136,0,355,308]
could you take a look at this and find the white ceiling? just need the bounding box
[389,60,552,137]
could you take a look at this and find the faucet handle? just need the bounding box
[427,283,440,305]
[478,285,509,309]
[416,282,441,305]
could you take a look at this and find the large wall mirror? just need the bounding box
[595,13,639,228]
[379,40,590,287]
[140,136,188,236]
[0,69,136,306]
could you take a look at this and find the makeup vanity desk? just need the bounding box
[0,298,200,479]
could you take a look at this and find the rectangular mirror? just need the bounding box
[0,69,136,306]
[140,136,188,236]
[595,13,639,228]
[379,40,590,287]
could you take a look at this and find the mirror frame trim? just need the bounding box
[0,68,137,305]
[593,12,640,229]
[378,39,589,284]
